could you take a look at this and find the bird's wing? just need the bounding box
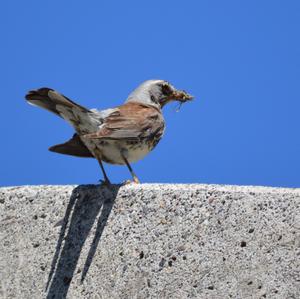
[84,102,164,140]
[49,134,94,158]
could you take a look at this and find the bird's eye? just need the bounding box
[151,95,158,103]
[161,83,173,96]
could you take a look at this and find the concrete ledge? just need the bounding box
[0,184,299,298]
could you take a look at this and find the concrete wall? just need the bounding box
[0,184,299,299]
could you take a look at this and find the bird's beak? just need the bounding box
[171,89,194,102]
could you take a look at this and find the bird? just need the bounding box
[25,79,193,184]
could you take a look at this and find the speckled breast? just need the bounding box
[94,126,165,165]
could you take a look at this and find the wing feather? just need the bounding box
[84,102,164,140]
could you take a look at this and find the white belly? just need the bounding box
[82,138,153,165]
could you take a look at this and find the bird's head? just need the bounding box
[126,80,193,109]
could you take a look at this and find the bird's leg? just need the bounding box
[93,148,111,185]
[121,154,140,184]
[96,158,111,185]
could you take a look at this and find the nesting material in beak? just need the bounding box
[171,90,193,112]
[160,86,193,108]
[172,90,194,102]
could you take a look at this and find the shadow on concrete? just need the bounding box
[45,184,120,299]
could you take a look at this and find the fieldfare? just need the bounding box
[25,80,193,184]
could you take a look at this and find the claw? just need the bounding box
[133,176,140,184]
[99,179,111,186]
[122,179,140,185]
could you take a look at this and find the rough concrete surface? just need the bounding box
[0,184,299,299]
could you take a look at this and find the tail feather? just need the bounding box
[25,88,90,117]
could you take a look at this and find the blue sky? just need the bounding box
[1,1,299,187]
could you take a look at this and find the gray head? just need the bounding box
[126,79,193,109]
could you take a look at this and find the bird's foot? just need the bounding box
[99,179,112,186]
[122,177,140,185]
[122,180,133,185]
[133,176,140,184]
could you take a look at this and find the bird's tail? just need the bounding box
[25,88,90,118]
